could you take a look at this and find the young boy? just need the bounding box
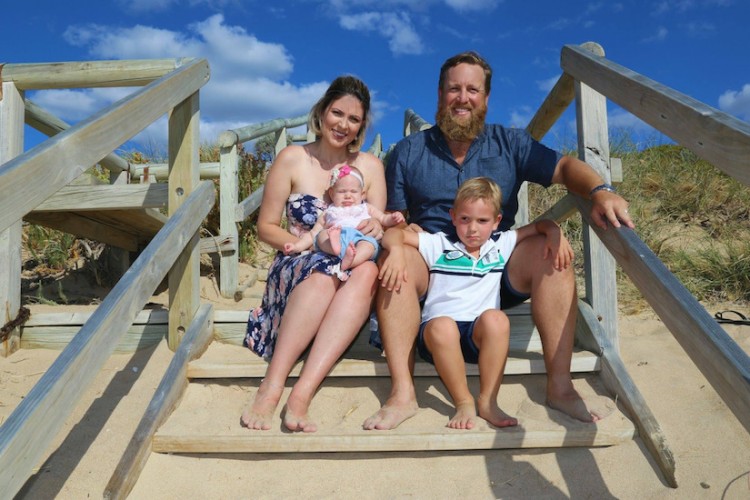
[379,177,574,429]
[284,165,403,277]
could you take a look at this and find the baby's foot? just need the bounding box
[328,226,343,257]
[448,401,478,430]
[240,379,284,430]
[478,397,518,428]
[340,242,357,271]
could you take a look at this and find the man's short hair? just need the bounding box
[439,51,493,95]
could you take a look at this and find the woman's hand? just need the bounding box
[357,218,384,241]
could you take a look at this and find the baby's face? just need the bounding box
[330,174,364,207]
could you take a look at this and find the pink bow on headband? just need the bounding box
[330,165,353,187]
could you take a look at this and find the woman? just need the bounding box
[241,75,386,432]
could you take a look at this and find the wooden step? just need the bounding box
[187,342,600,378]
[153,375,634,454]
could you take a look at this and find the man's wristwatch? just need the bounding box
[589,183,616,198]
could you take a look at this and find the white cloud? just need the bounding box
[537,76,559,93]
[339,12,424,56]
[40,15,337,147]
[117,0,178,13]
[718,84,750,121]
[444,0,501,12]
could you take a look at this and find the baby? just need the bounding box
[284,165,404,276]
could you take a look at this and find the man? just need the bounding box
[363,51,634,430]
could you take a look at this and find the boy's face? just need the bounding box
[330,174,364,207]
[450,198,501,254]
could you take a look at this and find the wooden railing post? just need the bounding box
[574,42,620,352]
[0,82,24,356]
[168,92,201,350]
[219,141,239,298]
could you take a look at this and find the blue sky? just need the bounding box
[4,0,749,157]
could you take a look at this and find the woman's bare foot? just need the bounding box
[282,391,317,432]
[340,243,357,271]
[477,395,518,428]
[328,226,343,257]
[240,379,284,430]
[448,401,478,430]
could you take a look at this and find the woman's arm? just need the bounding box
[256,146,306,251]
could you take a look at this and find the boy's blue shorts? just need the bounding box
[417,319,480,364]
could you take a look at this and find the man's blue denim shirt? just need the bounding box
[386,124,562,234]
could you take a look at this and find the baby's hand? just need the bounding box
[391,212,405,226]
[283,242,295,255]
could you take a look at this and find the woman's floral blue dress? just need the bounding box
[244,193,348,359]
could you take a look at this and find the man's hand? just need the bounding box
[590,191,635,230]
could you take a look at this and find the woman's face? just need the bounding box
[321,95,364,148]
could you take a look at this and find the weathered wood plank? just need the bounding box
[219,144,239,297]
[152,426,634,454]
[0,82,24,356]
[218,114,307,148]
[186,350,600,379]
[104,303,214,500]
[1,59,192,90]
[0,181,214,498]
[0,58,210,235]
[130,162,220,181]
[167,93,201,350]
[23,99,129,174]
[574,196,750,435]
[561,44,750,186]
[24,212,141,252]
[32,184,168,212]
[576,299,676,487]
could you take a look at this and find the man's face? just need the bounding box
[436,63,489,142]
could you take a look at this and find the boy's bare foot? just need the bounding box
[448,401,478,430]
[546,388,614,423]
[363,398,419,430]
[282,391,317,432]
[240,379,284,430]
[477,396,518,428]
[340,242,357,271]
[328,226,343,257]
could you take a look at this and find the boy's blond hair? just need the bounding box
[454,177,502,216]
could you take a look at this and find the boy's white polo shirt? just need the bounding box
[418,230,518,323]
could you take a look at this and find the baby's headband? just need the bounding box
[330,165,364,188]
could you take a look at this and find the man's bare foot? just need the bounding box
[546,389,614,423]
[340,242,356,271]
[282,391,317,432]
[363,399,419,430]
[240,379,284,430]
[448,401,478,430]
[328,226,343,257]
[477,396,518,428]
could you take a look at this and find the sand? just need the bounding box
[2,273,750,499]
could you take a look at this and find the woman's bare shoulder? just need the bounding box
[354,151,384,170]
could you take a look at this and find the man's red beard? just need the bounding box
[435,103,487,142]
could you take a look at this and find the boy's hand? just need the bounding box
[542,227,574,270]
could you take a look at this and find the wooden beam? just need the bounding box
[217,114,308,148]
[573,196,750,435]
[24,99,129,174]
[0,82,24,356]
[0,181,214,498]
[561,44,750,186]
[130,162,220,181]
[167,93,201,350]
[152,425,635,454]
[24,212,140,252]
[0,58,210,235]
[32,184,168,212]
[576,300,676,487]
[219,144,239,297]
[235,187,263,223]
[1,59,193,90]
[104,304,214,500]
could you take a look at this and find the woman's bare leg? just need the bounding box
[284,261,379,432]
[241,273,338,430]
